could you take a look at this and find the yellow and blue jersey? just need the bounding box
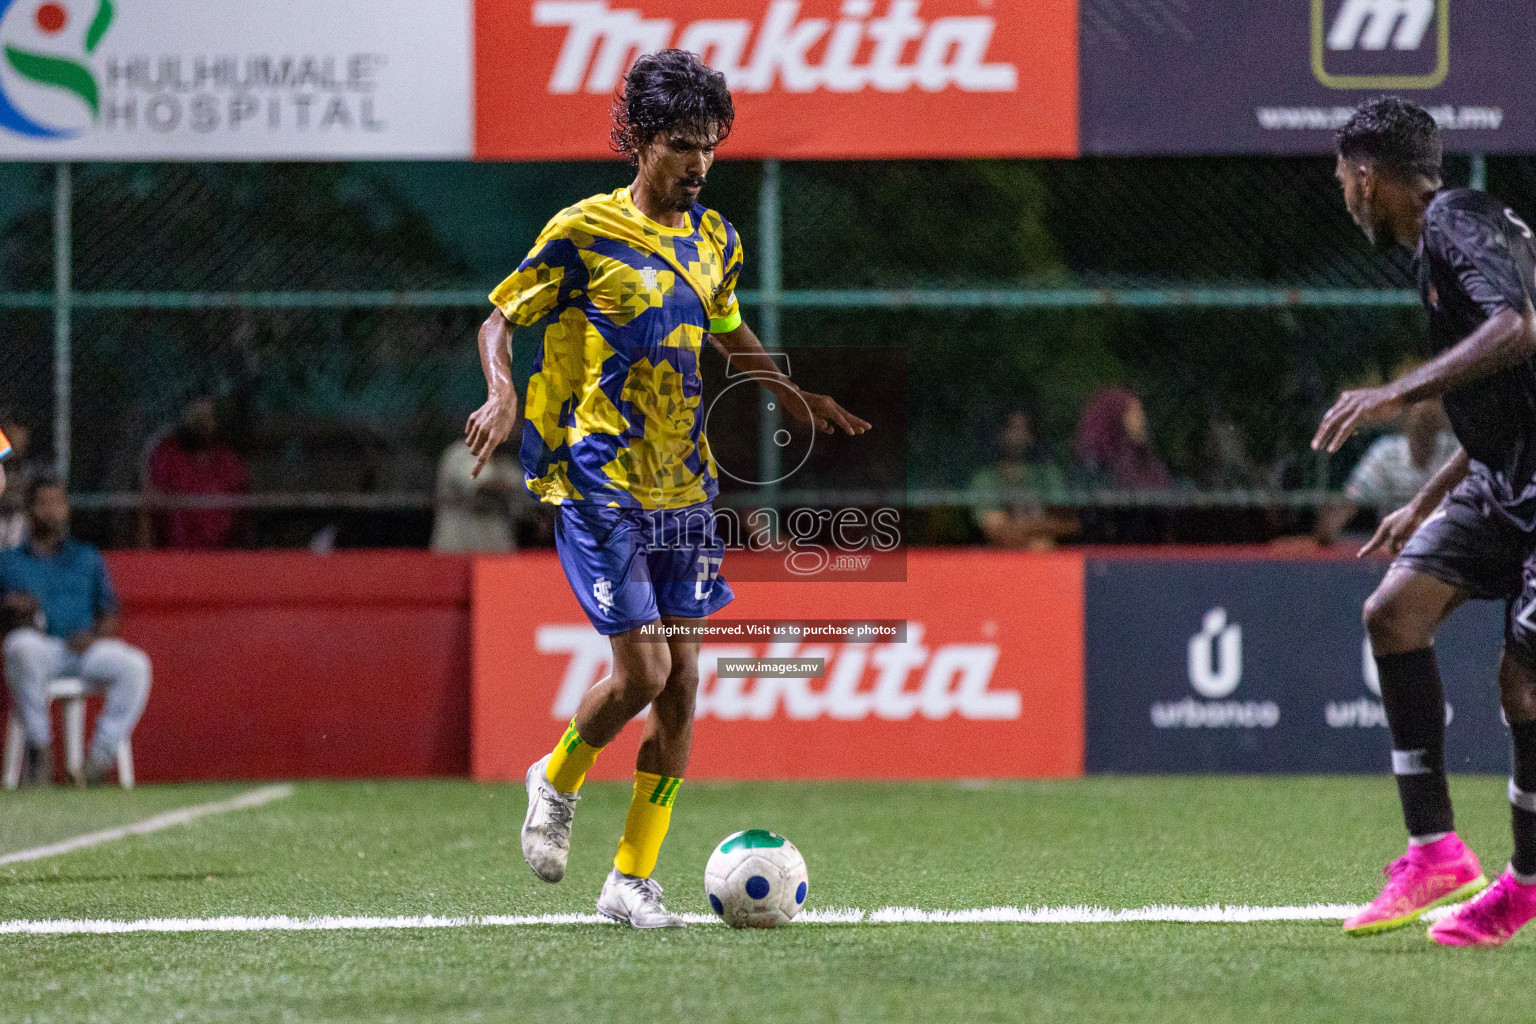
[0,426,9,460]
[490,187,744,510]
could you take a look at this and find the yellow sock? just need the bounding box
[544,720,603,793]
[613,771,682,878]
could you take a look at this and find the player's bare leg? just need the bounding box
[633,618,701,778]
[598,617,702,928]
[522,630,671,883]
[572,630,674,748]
[1431,651,1536,945]
[1346,567,1486,934]
[1362,566,1464,655]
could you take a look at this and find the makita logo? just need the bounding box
[536,622,1021,721]
[532,0,1018,95]
[1326,0,1435,52]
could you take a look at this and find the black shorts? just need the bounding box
[1396,473,1536,667]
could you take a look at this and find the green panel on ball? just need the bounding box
[718,829,786,853]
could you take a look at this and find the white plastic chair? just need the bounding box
[2,677,134,790]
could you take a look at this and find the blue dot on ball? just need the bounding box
[709,894,724,916]
[745,875,771,900]
[796,881,807,904]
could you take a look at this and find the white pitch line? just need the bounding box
[866,903,1362,924]
[0,903,1375,936]
[0,784,295,867]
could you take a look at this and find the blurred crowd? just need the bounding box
[967,385,1456,550]
[0,379,1458,553]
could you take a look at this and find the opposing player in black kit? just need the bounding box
[1313,98,1536,946]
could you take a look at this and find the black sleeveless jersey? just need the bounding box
[1414,188,1536,515]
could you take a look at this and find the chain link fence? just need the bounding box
[0,153,1517,548]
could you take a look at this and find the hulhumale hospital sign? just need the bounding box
[0,0,1529,160]
[0,0,471,158]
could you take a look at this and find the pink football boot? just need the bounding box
[1343,834,1487,936]
[1428,869,1536,947]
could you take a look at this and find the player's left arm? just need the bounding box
[709,324,871,436]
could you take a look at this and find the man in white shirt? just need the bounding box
[1313,400,1459,546]
[429,440,535,553]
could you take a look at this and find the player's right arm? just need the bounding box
[467,217,583,477]
[1315,202,1536,453]
[466,311,519,479]
[1358,446,1470,558]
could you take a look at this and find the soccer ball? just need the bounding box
[705,829,808,929]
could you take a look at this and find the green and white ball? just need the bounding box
[705,829,809,929]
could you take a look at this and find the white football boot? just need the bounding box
[521,755,578,883]
[596,868,686,929]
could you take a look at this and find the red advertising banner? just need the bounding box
[473,0,1079,160]
[472,550,1085,780]
[110,552,473,782]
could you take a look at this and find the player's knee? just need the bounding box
[1363,589,1430,651]
[1501,647,1536,722]
[658,664,700,714]
[616,648,671,704]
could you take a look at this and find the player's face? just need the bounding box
[638,128,717,213]
[1336,154,1392,251]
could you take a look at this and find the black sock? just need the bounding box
[1509,720,1536,876]
[1376,648,1454,838]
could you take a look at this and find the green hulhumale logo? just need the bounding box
[0,0,113,138]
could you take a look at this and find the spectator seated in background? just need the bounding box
[430,438,537,553]
[2,476,151,787]
[1073,387,1174,545]
[1198,410,1265,490]
[1073,387,1174,491]
[140,396,250,550]
[1311,399,1459,547]
[0,410,41,548]
[970,409,1077,550]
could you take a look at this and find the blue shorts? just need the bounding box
[554,502,734,636]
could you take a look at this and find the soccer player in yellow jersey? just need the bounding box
[465,50,869,927]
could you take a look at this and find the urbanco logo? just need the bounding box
[1151,607,1279,729]
[0,0,113,138]
[1326,636,1389,728]
[1327,634,1451,728]
[1188,606,1241,699]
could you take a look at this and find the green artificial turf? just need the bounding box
[1,776,1531,1023]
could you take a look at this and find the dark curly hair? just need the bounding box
[610,50,734,163]
[1336,97,1442,182]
